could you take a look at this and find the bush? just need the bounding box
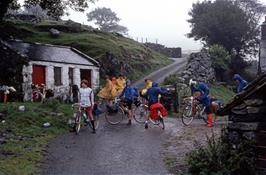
[209,45,231,82]
[186,130,256,175]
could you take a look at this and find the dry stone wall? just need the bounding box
[177,50,216,84]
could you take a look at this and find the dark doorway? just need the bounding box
[80,69,91,87]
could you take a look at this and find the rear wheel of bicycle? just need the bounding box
[181,104,194,126]
[149,116,165,130]
[74,113,81,134]
[159,116,165,130]
[105,107,124,125]
[133,105,148,124]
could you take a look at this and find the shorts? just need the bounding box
[124,100,133,110]
[83,106,93,116]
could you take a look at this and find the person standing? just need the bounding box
[189,80,213,127]
[80,80,96,133]
[119,80,138,125]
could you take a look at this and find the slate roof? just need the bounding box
[6,40,99,67]
[217,73,266,116]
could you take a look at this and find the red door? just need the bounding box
[32,65,46,85]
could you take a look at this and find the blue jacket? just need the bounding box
[192,82,210,107]
[119,86,138,102]
[233,74,247,93]
[146,82,165,104]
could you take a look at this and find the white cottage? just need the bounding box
[7,40,100,101]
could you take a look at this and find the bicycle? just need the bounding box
[143,103,166,130]
[0,85,16,103]
[104,97,146,125]
[32,84,45,102]
[72,103,99,134]
[181,96,212,126]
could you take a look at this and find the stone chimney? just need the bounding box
[259,16,266,74]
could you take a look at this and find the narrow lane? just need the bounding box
[133,58,187,89]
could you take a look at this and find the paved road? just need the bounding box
[133,57,187,89]
[42,118,182,175]
[42,58,187,175]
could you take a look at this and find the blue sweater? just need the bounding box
[119,86,138,101]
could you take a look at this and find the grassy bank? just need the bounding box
[0,20,172,82]
[0,101,72,175]
[209,83,235,104]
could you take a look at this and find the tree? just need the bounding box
[187,0,266,73]
[209,45,231,81]
[0,0,97,21]
[24,0,97,20]
[0,0,14,21]
[87,7,128,34]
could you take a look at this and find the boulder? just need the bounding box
[49,28,60,38]
[65,20,82,32]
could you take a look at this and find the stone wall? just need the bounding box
[22,61,99,101]
[227,83,266,172]
[260,19,266,74]
[145,43,182,58]
[177,50,216,84]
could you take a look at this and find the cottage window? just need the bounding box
[54,67,62,86]
[69,68,74,85]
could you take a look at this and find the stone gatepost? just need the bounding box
[259,16,266,74]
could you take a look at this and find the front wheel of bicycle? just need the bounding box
[74,112,81,134]
[105,107,124,125]
[149,115,165,130]
[181,105,194,126]
[133,105,148,124]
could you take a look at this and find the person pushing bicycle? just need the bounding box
[118,79,138,125]
[189,79,213,127]
[79,79,96,133]
[145,82,167,129]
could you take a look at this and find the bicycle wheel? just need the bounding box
[149,116,165,130]
[133,105,148,124]
[105,106,124,125]
[74,112,81,134]
[159,116,165,130]
[201,111,208,124]
[181,104,194,126]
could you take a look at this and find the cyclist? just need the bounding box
[145,82,167,129]
[118,79,138,125]
[233,74,248,93]
[189,79,213,127]
[80,79,96,133]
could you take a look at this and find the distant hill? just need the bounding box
[0,20,172,82]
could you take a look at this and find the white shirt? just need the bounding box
[79,88,94,107]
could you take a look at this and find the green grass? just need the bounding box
[209,83,235,104]
[0,20,172,81]
[0,102,73,175]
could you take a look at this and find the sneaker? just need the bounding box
[145,121,148,129]
[91,130,96,134]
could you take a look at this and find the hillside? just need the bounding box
[0,20,172,82]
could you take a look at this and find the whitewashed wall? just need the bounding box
[22,61,99,101]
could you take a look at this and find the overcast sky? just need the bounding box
[61,0,203,51]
